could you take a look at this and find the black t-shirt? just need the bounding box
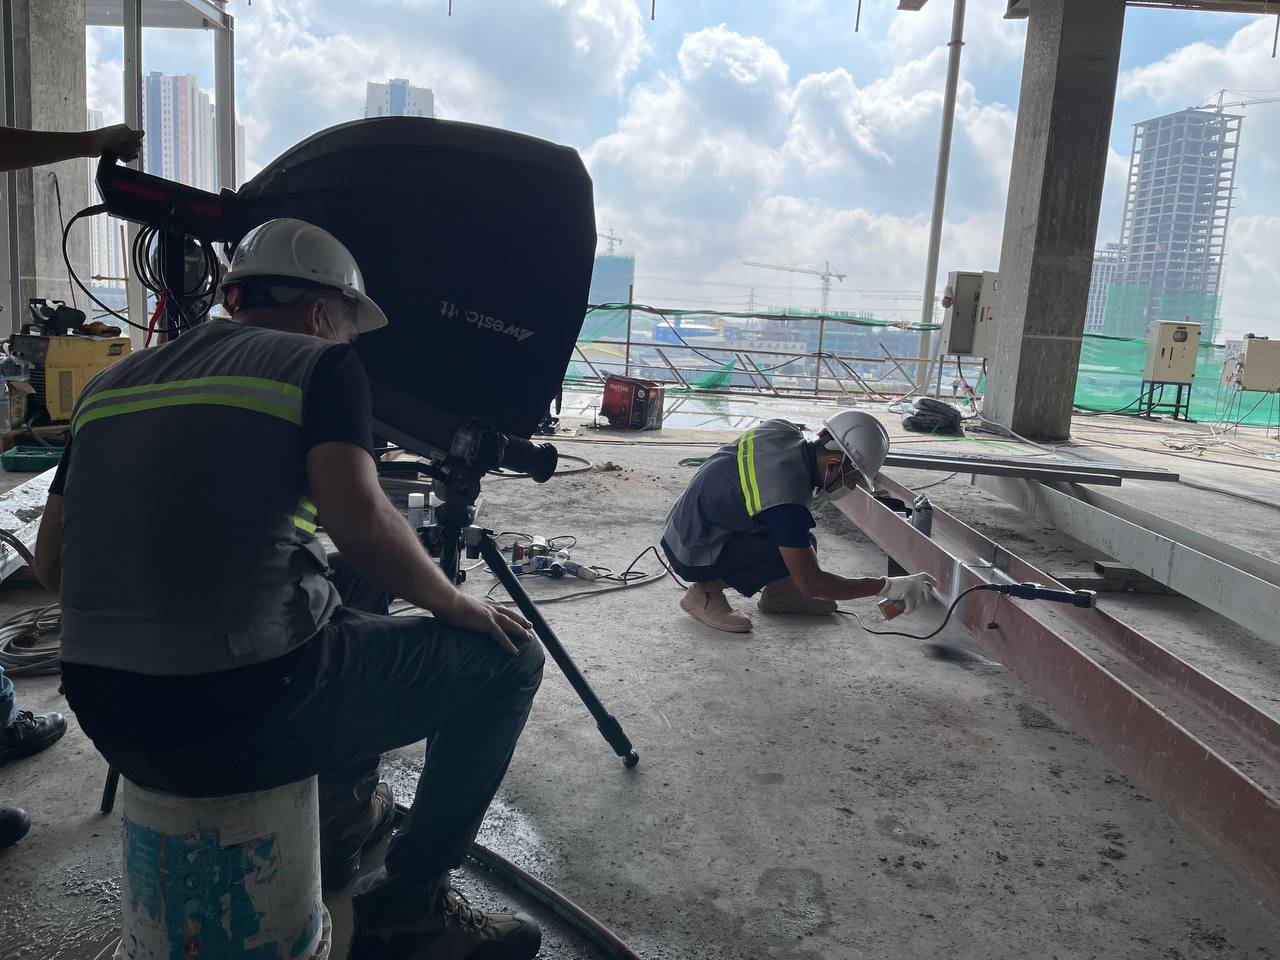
[50,343,374,495]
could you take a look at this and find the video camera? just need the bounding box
[95,117,597,480]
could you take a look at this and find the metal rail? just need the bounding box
[572,337,983,401]
[839,473,1280,914]
[976,475,1280,639]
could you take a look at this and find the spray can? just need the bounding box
[878,596,906,620]
[407,492,426,530]
[911,495,933,537]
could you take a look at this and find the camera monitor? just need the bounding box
[231,117,596,447]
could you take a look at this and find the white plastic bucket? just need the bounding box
[117,776,330,960]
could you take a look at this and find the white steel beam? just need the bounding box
[214,15,235,188]
[975,474,1280,640]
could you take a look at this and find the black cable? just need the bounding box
[838,584,996,640]
[61,205,151,331]
[48,172,77,309]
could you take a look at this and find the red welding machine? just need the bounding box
[601,375,664,430]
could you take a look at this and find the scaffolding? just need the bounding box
[1107,109,1240,342]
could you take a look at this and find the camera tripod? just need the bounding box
[417,444,640,769]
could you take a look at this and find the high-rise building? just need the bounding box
[1104,108,1241,342]
[1084,243,1121,334]
[142,72,246,191]
[365,79,435,119]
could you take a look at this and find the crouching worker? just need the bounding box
[33,218,546,960]
[661,412,934,633]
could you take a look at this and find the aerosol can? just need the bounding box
[878,495,934,620]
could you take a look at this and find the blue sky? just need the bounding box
[87,1,1280,338]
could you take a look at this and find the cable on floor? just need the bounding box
[0,604,62,676]
[837,584,995,641]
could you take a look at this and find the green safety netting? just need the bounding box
[565,305,1273,427]
[1072,334,1269,424]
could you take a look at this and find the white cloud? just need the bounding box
[1221,214,1280,339]
[93,0,652,172]
[1118,17,1279,108]
[586,23,1011,302]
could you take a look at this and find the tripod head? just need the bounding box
[401,419,558,582]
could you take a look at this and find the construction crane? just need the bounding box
[1193,89,1280,111]
[742,260,847,315]
[599,229,624,256]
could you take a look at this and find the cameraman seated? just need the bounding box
[35,219,545,960]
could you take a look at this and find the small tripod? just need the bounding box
[418,443,639,769]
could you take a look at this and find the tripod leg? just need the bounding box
[480,535,639,767]
[101,767,120,814]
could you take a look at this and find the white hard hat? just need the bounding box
[220,218,388,333]
[822,410,890,491]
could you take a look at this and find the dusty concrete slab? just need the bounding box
[1,419,1278,959]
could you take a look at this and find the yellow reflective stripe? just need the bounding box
[292,515,318,535]
[73,390,303,434]
[737,430,754,513]
[296,496,318,519]
[76,375,301,413]
[743,428,763,515]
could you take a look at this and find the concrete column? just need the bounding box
[982,0,1124,440]
[8,0,88,315]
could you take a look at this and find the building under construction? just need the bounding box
[1104,108,1241,342]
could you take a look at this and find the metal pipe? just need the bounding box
[122,0,148,350]
[214,15,237,189]
[916,0,968,389]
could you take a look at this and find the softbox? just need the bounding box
[231,118,596,446]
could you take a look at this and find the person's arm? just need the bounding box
[0,124,143,172]
[777,546,886,602]
[32,493,63,593]
[305,442,532,655]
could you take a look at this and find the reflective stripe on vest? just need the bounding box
[72,375,303,435]
[736,427,763,515]
[293,496,318,535]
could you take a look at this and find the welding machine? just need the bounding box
[7,332,131,425]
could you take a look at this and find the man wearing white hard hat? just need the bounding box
[37,219,546,960]
[662,412,935,633]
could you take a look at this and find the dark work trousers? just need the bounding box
[661,533,816,597]
[64,555,544,921]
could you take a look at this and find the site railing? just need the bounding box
[564,336,980,402]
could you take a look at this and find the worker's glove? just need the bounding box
[878,572,936,615]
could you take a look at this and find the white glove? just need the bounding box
[878,572,936,615]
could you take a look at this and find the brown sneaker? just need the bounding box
[679,582,752,633]
[321,781,396,888]
[349,888,541,960]
[757,577,838,616]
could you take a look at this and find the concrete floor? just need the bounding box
[2,408,1280,958]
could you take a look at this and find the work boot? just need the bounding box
[322,781,396,888]
[0,710,66,767]
[757,577,838,616]
[349,886,541,960]
[0,806,30,849]
[679,582,752,633]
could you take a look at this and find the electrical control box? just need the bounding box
[969,271,1000,359]
[941,271,1001,358]
[1240,336,1280,393]
[1142,320,1200,384]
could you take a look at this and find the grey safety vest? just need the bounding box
[59,320,341,676]
[663,419,816,568]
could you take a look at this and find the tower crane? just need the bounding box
[742,260,847,315]
[1193,89,1280,111]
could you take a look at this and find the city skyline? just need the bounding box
[364,78,435,119]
